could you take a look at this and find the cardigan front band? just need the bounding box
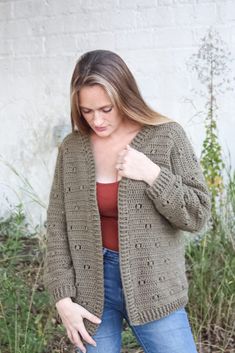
[43,121,211,339]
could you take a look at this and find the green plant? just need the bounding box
[122,324,140,350]
[0,203,30,264]
[186,226,235,352]
[0,156,47,232]
[0,206,55,353]
[186,27,235,229]
[185,27,235,352]
[0,157,46,210]
[185,158,235,352]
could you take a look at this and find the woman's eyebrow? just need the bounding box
[79,104,112,110]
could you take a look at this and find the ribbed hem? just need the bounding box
[145,167,176,199]
[80,130,105,321]
[133,294,189,326]
[80,294,189,341]
[51,284,77,304]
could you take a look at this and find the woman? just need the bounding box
[43,50,211,353]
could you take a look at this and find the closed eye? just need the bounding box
[80,105,113,114]
[81,109,92,114]
[102,107,112,113]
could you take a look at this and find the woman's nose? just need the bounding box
[93,111,104,126]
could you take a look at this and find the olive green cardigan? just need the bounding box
[43,121,211,338]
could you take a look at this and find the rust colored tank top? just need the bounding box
[96,181,119,252]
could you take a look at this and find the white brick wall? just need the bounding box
[0,0,235,224]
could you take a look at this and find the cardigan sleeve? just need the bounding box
[43,144,76,304]
[144,124,212,233]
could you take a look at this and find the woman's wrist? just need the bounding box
[144,164,161,186]
[55,297,73,308]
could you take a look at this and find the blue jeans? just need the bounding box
[76,247,198,353]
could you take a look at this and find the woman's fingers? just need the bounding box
[57,303,102,351]
[77,320,97,346]
[116,156,127,169]
[81,308,102,325]
[116,145,131,166]
[66,322,96,352]
[70,329,86,353]
[66,328,73,343]
[116,161,124,169]
[117,146,129,158]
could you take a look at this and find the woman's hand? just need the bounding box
[115,145,161,186]
[55,297,102,353]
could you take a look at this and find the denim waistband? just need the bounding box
[102,247,119,262]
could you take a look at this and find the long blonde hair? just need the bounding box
[70,50,170,134]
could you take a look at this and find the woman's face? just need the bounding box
[78,84,124,138]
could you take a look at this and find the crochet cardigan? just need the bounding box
[43,121,211,338]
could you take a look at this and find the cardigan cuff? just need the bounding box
[51,284,77,304]
[145,167,176,199]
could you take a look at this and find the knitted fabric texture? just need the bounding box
[43,121,211,339]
